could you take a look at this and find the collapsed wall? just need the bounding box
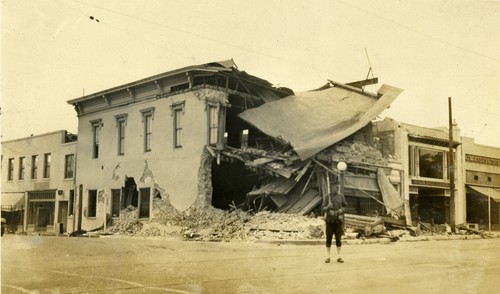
[195,147,213,209]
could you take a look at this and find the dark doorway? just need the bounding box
[36,207,51,230]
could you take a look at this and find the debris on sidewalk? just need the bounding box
[109,206,143,234]
[107,193,496,242]
[345,214,385,237]
[456,223,496,238]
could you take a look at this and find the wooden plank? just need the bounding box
[346,77,379,89]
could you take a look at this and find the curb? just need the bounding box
[254,233,496,245]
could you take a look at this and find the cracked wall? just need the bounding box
[75,90,220,230]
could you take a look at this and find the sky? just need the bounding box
[1,0,500,147]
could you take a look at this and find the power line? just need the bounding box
[337,0,500,63]
[57,0,191,60]
[66,0,354,81]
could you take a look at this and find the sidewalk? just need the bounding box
[14,229,500,245]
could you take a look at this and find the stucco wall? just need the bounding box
[75,89,225,229]
[1,131,77,232]
[2,131,76,193]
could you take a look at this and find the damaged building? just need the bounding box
[65,59,407,232]
[66,60,294,231]
[373,118,466,226]
[5,60,496,236]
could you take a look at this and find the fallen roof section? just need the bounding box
[238,83,403,160]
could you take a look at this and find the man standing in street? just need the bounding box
[322,189,348,263]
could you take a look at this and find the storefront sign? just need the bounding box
[411,179,450,188]
[465,154,500,166]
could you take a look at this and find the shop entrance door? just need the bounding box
[58,201,68,233]
[36,207,51,230]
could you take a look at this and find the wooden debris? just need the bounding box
[456,223,495,238]
[345,214,385,237]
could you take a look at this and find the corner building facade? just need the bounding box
[67,60,291,231]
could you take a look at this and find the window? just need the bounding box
[208,105,218,145]
[43,153,51,178]
[144,115,152,151]
[64,154,75,178]
[474,175,479,181]
[8,158,14,181]
[115,114,127,155]
[139,188,150,218]
[174,108,183,148]
[241,129,249,148]
[488,176,492,182]
[68,190,75,217]
[140,108,154,152]
[408,146,415,176]
[91,121,101,159]
[19,157,25,180]
[111,189,121,217]
[31,155,38,179]
[88,190,97,217]
[418,149,444,179]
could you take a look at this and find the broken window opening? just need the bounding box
[122,177,138,209]
[224,95,278,150]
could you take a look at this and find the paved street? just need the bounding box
[1,234,499,293]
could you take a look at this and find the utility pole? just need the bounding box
[448,97,456,231]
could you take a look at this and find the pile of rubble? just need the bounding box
[108,206,143,234]
[109,200,325,241]
[108,199,494,241]
[318,141,386,166]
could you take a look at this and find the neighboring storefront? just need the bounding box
[1,130,77,234]
[462,137,500,231]
[374,117,465,225]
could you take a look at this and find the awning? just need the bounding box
[1,193,25,211]
[238,84,403,160]
[468,185,500,202]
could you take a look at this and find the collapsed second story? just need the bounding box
[66,60,293,163]
[65,59,404,217]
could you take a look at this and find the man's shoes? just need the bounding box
[337,258,344,263]
[324,258,331,263]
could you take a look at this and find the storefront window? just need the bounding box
[419,149,444,179]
